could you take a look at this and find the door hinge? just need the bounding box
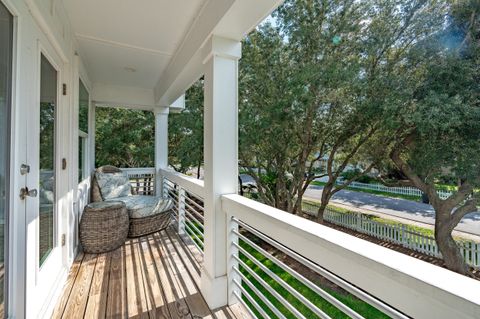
[62,83,67,95]
[61,234,66,246]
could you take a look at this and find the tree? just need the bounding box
[381,0,480,274]
[239,24,304,212]
[168,79,204,177]
[239,0,446,217]
[309,0,450,221]
[95,107,154,168]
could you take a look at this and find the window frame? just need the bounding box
[78,78,90,184]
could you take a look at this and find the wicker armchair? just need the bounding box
[91,166,172,237]
[80,201,128,253]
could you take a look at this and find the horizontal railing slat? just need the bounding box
[160,168,205,198]
[223,194,480,319]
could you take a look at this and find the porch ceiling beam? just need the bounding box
[92,83,156,111]
[154,0,283,107]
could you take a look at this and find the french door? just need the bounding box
[0,2,13,317]
[24,48,64,316]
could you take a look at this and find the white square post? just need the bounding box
[89,104,96,172]
[200,35,241,309]
[154,107,169,197]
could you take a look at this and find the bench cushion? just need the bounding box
[95,172,131,200]
[107,195,173,219]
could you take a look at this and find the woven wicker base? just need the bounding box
[128,210,172,238]
[80,201,129,253]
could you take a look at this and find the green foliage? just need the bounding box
[78,80,89,133]
[376,0,480,273]
[168,80,204,175]
[40,102,55,169]
[239,237,390,319]
[95,107,154,168]
[382,0,480,193]
[340,170,375,184]
[239,0,448,213]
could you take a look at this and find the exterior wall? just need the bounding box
[1,0,91,317]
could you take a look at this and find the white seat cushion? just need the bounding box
[107,195,173,219]
[95,172,131,200]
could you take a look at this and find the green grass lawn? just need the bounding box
[311,181,422,202]
[239,239,390,319]
[184,219,204,250]
[181,217,390,318]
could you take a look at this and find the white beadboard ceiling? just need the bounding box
[63,0,207,89]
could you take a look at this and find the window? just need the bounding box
[78,80,89,183]
[39,55,57,266]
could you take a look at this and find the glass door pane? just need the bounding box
[0,2,13,315]
[78,80,89,182]
[39,55,57,266]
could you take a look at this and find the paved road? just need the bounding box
[304,185,480,236]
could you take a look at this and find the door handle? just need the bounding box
[20,187,38,200]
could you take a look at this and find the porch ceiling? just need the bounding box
[63,0,283,109]
[63,0,207,89]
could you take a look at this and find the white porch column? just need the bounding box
[154,107,169,197]
[201,36,241,309]
[89,104,96,171]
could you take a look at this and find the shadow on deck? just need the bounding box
[52,227,249,319]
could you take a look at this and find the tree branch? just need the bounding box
[377,175,416,188]
[389,133,431,194]
[448,198,478,232]
[331,161,376,196]
[443,182,474,212]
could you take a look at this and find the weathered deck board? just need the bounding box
[52,228,249,319]
[106,246,127,318]
[125,237,150,318]
[84,252,111,318]
[51,252,84,318]
[138,235,170,318]
[160,232,210,318]
[61,253,97,319]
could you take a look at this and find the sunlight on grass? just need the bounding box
[239,239,390,319]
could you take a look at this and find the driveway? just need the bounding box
[304,185,480,236]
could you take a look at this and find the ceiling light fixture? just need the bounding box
[124,66,136,73]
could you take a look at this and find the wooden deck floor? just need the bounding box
[52,228,249,319]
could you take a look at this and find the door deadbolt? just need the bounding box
[20,187,38,200]
[20,164,30,175]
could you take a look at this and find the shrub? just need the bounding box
[341,169,375,184]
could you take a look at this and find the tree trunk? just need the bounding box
[238,175,244,196]
[316,202,328,223]
[292,192,304,215]
[435,211,469,275]
[316,183,333,223]
[196,162,201,179]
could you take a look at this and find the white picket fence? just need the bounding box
[336,180,453,200]
[302,201,480,268]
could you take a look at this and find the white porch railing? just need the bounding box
[121,167,156,195]
[160,168,480,319]
[163,177,205,255]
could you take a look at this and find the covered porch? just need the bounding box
[60,0,480,317]
[70,0,271,312]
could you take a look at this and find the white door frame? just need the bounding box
[1,0,74,317]
[24,36,68,319]
[1,0,25,318]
